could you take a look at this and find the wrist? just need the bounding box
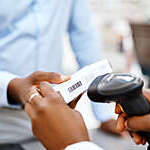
[7,78,24,104]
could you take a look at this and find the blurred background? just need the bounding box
[62,0,150,149]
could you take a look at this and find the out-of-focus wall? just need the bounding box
[91,0,150,22]
[90,0,150,72]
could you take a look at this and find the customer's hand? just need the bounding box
[115,89,150,145]
[25,82,89,150]
[8,71,70,104]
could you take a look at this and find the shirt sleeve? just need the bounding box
[65,141,104,150]
[0,71,18,107]
[68,0,103,68]
[91,102,114,123]
[68,1,113,123]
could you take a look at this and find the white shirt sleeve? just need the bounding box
[0,71,18,107]
[65,142,104,150]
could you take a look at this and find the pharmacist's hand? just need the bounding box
[25,82,89,150]
[8,71,70,104]
[115,89,150,145]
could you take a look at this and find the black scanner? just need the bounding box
[87,73,150,150]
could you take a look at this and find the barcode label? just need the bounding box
[68,81,82,93]
[53,59,112,103]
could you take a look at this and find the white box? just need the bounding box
[54,59,112,103]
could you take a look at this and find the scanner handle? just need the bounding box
[119,94,150,147]
[119,94,150,116]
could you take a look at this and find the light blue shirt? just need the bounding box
[0,1,111,139]
[0,0,102,105]
[0,0,101,75]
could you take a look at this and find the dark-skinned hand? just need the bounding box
[25,82,89,150]
[115,89,150,145]
[8,71,70,105]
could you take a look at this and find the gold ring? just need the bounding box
[117,104,125,113]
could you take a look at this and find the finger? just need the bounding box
[132,132,143,145]
[29,92,42,105]
[39,82,67,105]
[126,115,150,132]
[143,89,150,103]
[25,103,34,118]
[68,92,84,109]
[39,82,55,97]
[116,114,126,132]
[142,137,146,145]
[115,104,122,114]
[131,132,146,145]
[29,71,70,84]
[27,86,42,103]
[25,103,39,121]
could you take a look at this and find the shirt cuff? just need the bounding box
[0,71,18,107]
[65,141,103,150]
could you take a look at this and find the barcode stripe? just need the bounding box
[68,81,82,93]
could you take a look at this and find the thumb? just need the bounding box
[28,71,70,84]
[126,114,150,132]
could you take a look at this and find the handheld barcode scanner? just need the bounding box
[87,73,150,149]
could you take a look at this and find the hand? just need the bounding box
[100,119,126,136]
[115,89,150,145]
[8,71,70,104]
[25,82,89,150]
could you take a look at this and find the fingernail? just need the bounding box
[40,82,50,87]
[61,75,70,81]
